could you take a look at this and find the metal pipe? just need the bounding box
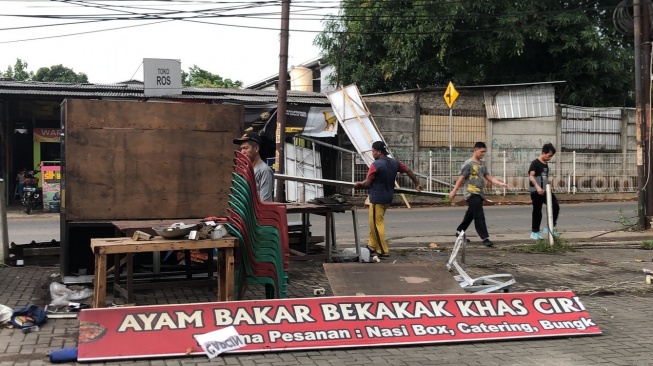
[502,150,506,196]
[428,150,433,192]
[351,152,355,197]
[449,108,453,188]
[414,172,451,187]
[296,135,355,154]
[573,151,577,194]
[568,173,571,194]
[546,184,554,247]
[292,136,298,201]
[312,141,318,199]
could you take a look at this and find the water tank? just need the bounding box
[289,66,313,92]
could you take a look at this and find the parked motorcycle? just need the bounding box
[21,170,43,215]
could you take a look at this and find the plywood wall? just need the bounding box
[62,99,243,220]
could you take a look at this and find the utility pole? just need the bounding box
[642,0,653,229]
[634,0,646,228]
[274,0,290,202]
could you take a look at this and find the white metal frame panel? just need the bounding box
[325,84,388,166]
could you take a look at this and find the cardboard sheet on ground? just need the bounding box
[78,290,600,361]
[324,262,465,296]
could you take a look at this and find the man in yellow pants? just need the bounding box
[354,141,421,258]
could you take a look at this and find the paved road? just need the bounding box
[1,201,652,365]
[5,200,639,245]
[324,201,639,244]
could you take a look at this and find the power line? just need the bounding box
[0,18,174,44]
[0,1,626,44]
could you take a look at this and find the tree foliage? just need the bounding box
[315,0,634,106]
[1,59,88,83]
[33,65,88,83]
[1,59,33,81]
[181,65,243,89]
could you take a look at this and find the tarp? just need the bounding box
[245,105,338,139]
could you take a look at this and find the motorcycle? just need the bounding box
[21,170,43,215]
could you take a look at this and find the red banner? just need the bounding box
[77,291,601,361]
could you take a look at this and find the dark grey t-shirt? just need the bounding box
[458,158,488,199]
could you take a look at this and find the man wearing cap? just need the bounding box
[233,132,274,202]
[354,141,421,258]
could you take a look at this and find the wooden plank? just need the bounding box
[91,237,236,255]
[63,99,243,220]
[225,247,234,301]
[65,99,242,131]
[323,262,465,296]
[218,247,236,302]
[93,254,107,308]
[65,130,234,220]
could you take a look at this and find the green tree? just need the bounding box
[316,0,634,106]
[1,59,33,80]
[181,65,243,89]
[33,65,88,83]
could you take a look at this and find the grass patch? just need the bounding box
[617,208,641,231]
[510,237,576,254]
[642,240,653,250]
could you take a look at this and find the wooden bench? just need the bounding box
[90,237,236,308]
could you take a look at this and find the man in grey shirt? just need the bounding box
[233,132,274,201]
[448,142,508,247]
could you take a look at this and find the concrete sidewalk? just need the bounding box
[1,228,652,365]
[389,229,652,249]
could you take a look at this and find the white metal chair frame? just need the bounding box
[446,231,516,294]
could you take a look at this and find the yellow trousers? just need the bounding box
[368,203,389,254]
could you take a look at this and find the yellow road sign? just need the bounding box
[443,81,459,109]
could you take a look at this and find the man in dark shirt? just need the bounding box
[528,143,560,240]
[354,141,421,257]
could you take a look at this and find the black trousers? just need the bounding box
[530,192,560,232]
[456,194,489,240]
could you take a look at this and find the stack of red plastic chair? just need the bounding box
[226,151,289,299]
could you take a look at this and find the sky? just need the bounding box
[0,0,340,86]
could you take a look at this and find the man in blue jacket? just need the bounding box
[354,141,421,258]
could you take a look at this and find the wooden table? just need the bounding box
[111,219,203,274]
[90,237,235,308]
[285,202,360,262]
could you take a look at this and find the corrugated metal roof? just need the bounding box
[0,80,330,105]
[484,84,556,119]
[561,105,622,150]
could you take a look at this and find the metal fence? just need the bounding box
[344,148,637,196]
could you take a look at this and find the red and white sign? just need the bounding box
[33,128,61,143]
[77,291,601,361]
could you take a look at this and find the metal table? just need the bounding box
[285,202,361,262]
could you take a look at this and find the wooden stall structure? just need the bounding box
[60,99,243,280]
